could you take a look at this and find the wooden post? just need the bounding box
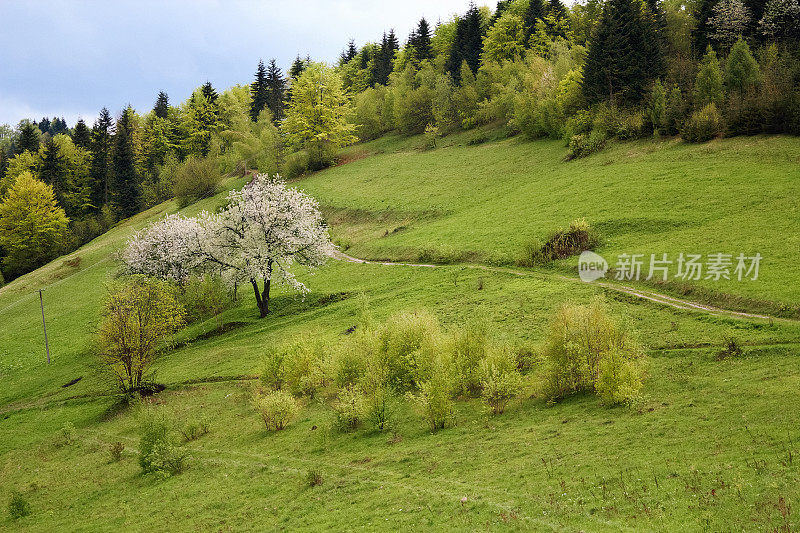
[38,289,51,364]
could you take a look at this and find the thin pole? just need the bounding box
[38,289,50,364]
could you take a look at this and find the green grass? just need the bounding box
[1,133,800,530]
[305,133,800,312]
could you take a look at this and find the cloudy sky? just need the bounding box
[0,0,472,127]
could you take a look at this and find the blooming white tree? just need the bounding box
[708,0,752,50]
[122,213,204,284]
[760,0,800,41]
[122,175,334,317]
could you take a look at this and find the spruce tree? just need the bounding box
[16,122,40,154]
[447,3,485,83]
[38,118,51,134]
[91,107,114,208]
[112,107,141,218]
[72,119,92,149]
[372,31,399,85]
[524,0,547,40]
[265,59,287,121]
[289,55,307,79]
[346,39,358,62]
[38,137,69,210]
[201,81,218,104]
[582,0,661,105]
[51,117,68,135]
[250,60,269,122]
[693,0,720,57]
[153,91,169,118]
[410,18,433,61]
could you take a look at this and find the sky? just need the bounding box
[0,0,473,128]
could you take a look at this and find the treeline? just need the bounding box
[1,0,800,282]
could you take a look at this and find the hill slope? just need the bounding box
[1,134,800,531]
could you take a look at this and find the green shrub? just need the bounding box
[109,441,125,462]
[541,299,644,405]
[8,490,30,520]
[328,336,368,388]
[253,390,300,431]
[283,150,310,178]
[452,315,489,396]
[333,385,364,431]
[596,346,644,405]
[377,310,441,391]
[615,110,646,140]
[180,419,210,442]
[409,354,455,431]
[359,355,394,431]
[520,219,600,265]
[566,129,607,160]
[479,348,523,415]
[56,421,77,446]
[180,275,234,326]
[305,469,324,487]
[138,413,187,478]
[563,109,594,141]
[173,156,221,207]
[259,348,287,391]
[717,336,744,360]
[681,103,723,143]
[283,336,326,397]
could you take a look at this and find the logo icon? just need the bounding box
[578,251,608,282]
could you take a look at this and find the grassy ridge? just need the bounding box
[1,134,800,530]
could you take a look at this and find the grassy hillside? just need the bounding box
[2,133,800,531]
[307,132,800,312]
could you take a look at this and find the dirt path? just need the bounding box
[332,251,788,323]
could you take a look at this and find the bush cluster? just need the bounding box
[138,413,188,478]
[541,299,644,405]
[520,218,600,265]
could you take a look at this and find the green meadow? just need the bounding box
[2,133,800,531]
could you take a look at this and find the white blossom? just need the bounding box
[121,175,334,317]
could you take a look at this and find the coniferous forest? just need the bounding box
[0,0,798,282]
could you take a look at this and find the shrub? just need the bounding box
[333,385,364,431]
[173,156,221,207]
[138,413,187,478]
[717,336,744,360]
[376,310,441,391]
[520,219,600,265]
[452,315,489,396]
[283,336,326,397]
[8,490,30,520]
[305,469,324,487]
[479,348,523,415]
[283,150,310,179]
[98,276,185,393]
[541,299,644,405]
[262,336,325,396]
[180,419,210,442]
[260,347,287,391]
[681,103,724,143]
[566,129,607,160]
[180,275,234,326]
[253,390,300,431]
[409,354,455,431]
[563,109,594,141]
[359,355,394,431]
[109,441,125,462]
[614,110,646,140]
[56,421,77,446]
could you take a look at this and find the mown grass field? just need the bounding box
[1,133,799,531]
